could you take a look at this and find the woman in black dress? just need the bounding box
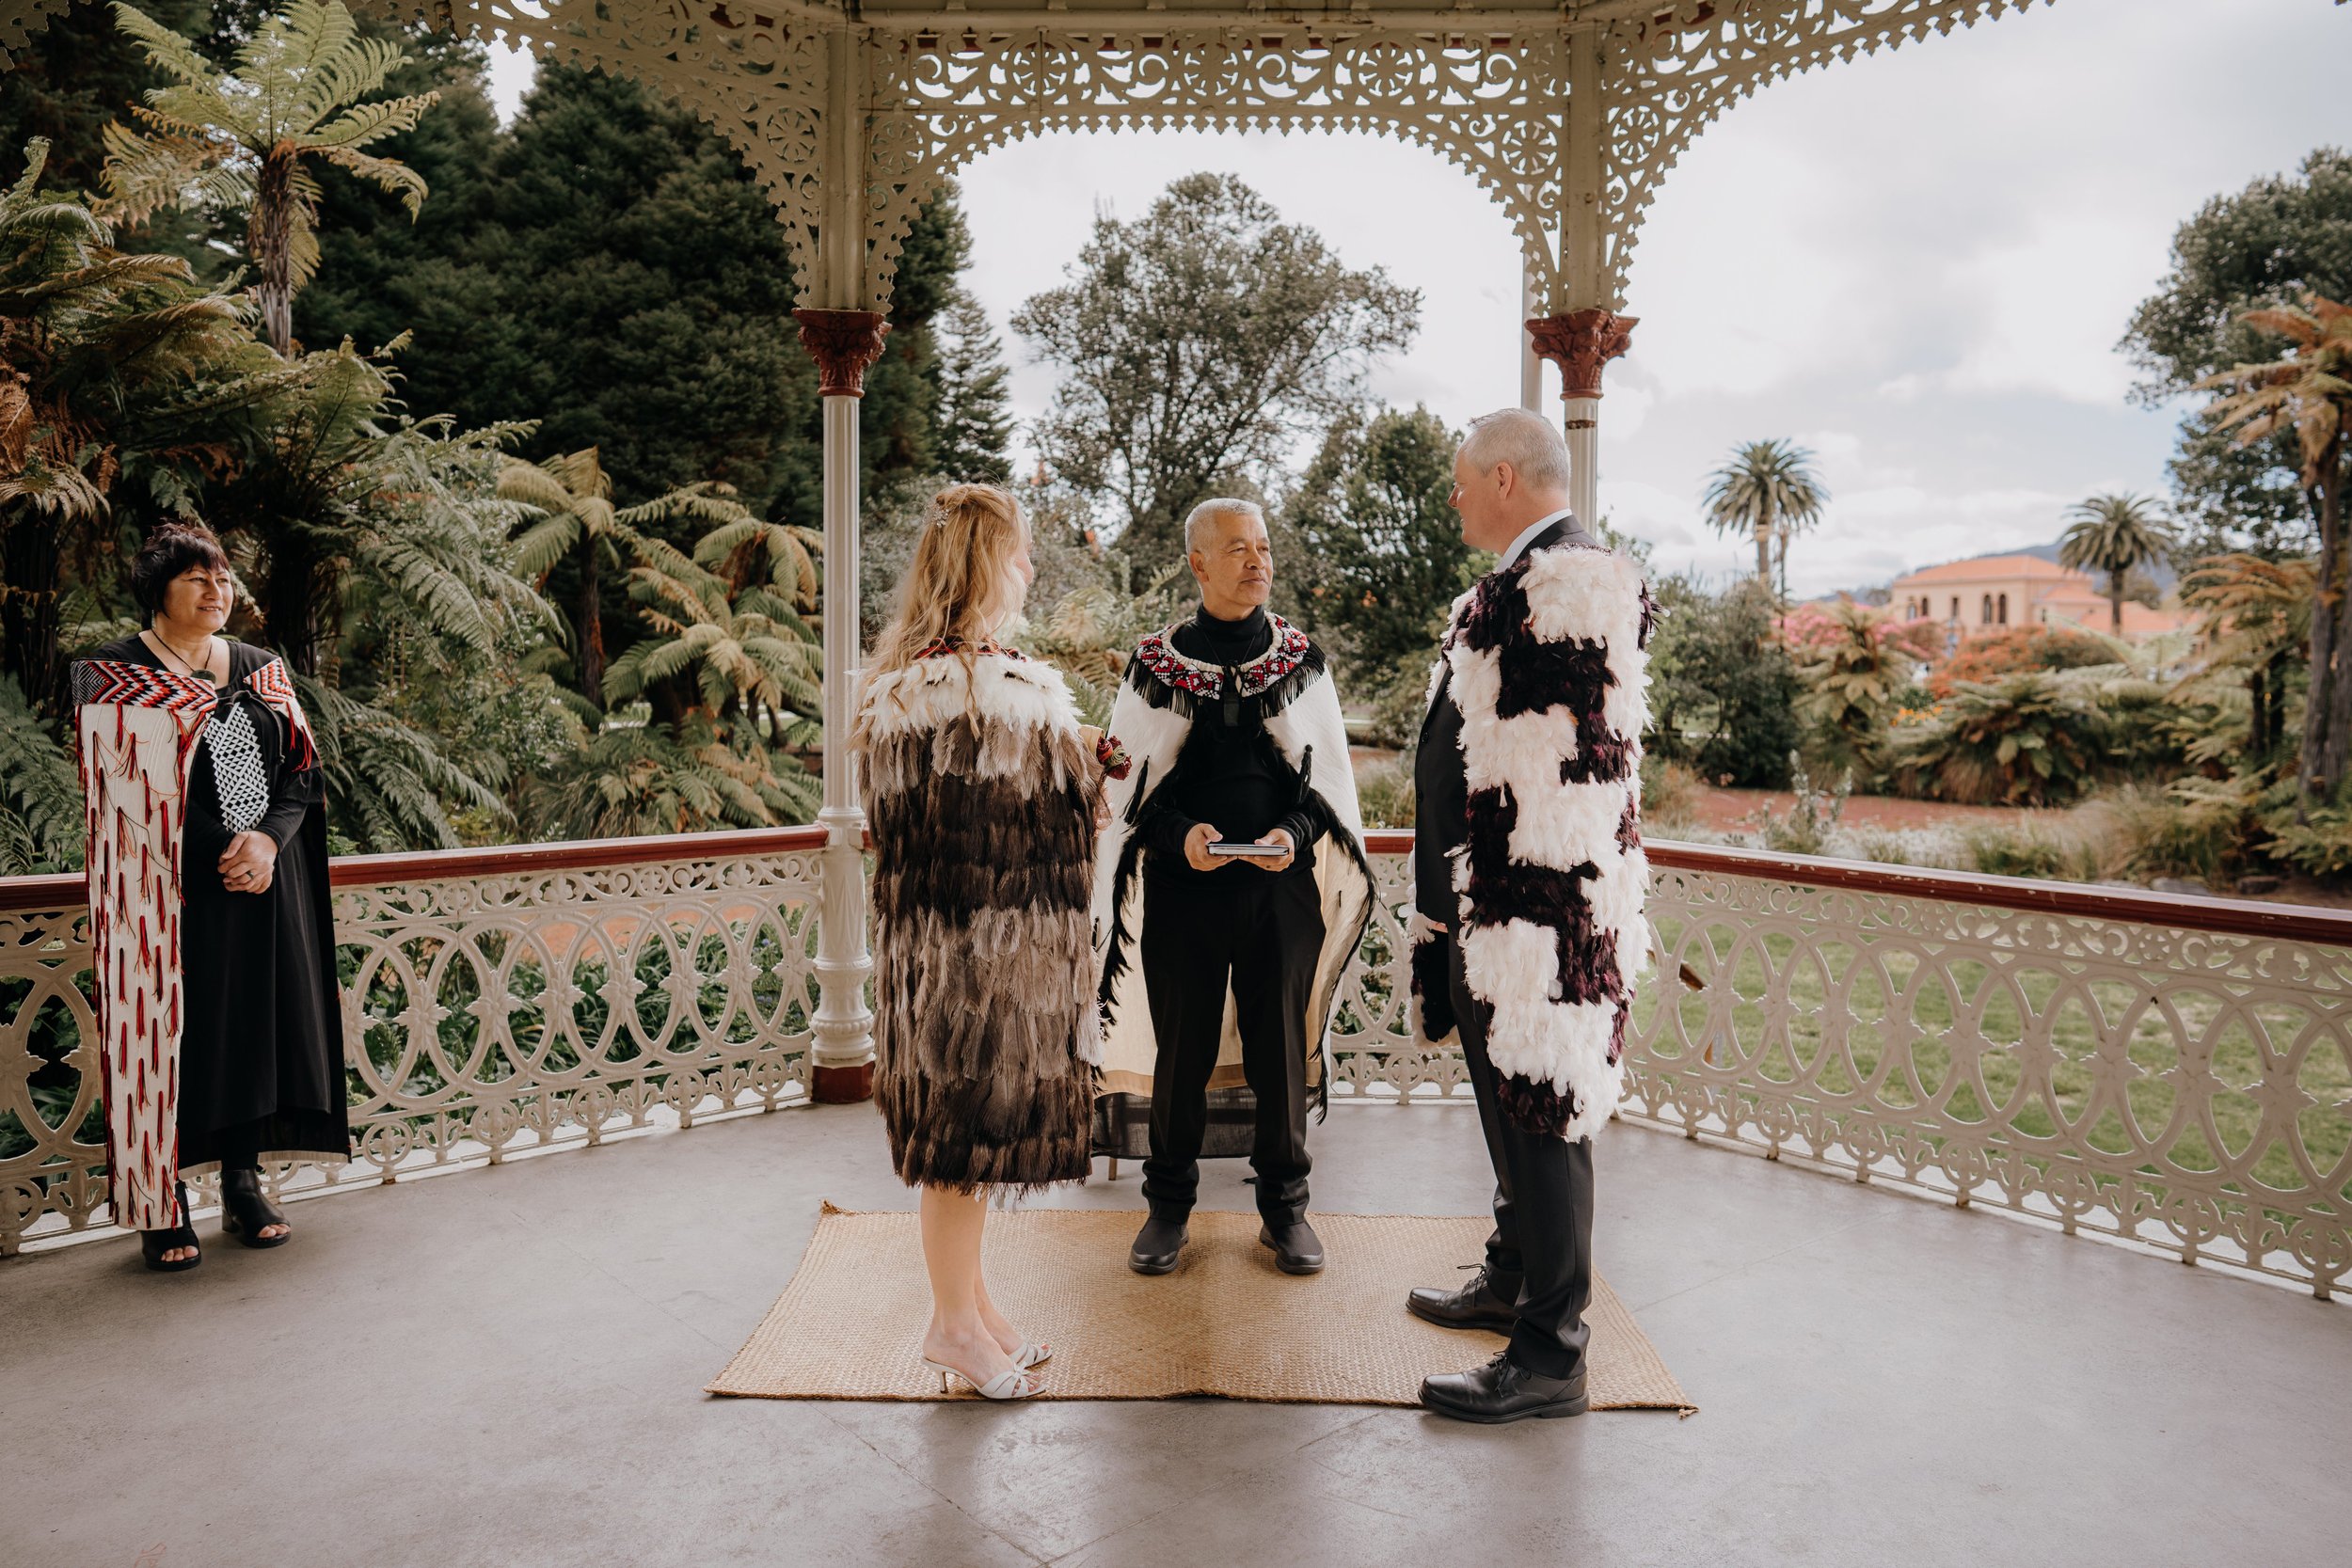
[72,523,348,1271]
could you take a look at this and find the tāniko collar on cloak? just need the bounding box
[1125,610,1325,721]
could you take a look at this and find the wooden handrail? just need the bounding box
[0,824,833,913]
[8,826,2350,946]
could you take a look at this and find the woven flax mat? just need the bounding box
[707,1206,1693,1412]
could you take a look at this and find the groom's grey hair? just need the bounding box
[1459,407,1571,492]
[1184,497,1266,557]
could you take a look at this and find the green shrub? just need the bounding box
[1354,760,1416,831]
[1753,753,1849,856]
[1961,825,2068,879]
[1639,754,1702,830]
[2097,781,2258,885]
[1361,651,1438,751]
[1886,673,2105,807]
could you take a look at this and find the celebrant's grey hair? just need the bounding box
[1183,497,1266,557]
[1459,407,1572,492]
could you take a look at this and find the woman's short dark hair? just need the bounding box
[129,523,231,619]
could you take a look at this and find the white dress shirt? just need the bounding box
[1497,506,1579,571]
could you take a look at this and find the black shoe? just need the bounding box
[1259,1216,1325,1275]
[219,1167,290,1249]
[1129,1212,1187,1275]
[1420,1354,1588,1424]
[140,1181,200,1273]
[1407,1265,1520,1332]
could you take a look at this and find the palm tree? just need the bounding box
[2198,293,2352,797]
[501,450,766,708]
[100,0,439,356]
[1703,439,1827,596]
[2058,492,2171,635]
[0,137,254,710]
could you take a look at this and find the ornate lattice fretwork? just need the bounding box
[0,842,821,1253]
[392,2,830,297]
[1594,0,2056,307]
[1330,845,2352,1299]
[9,0,2061,314]
[865,25,1573,306]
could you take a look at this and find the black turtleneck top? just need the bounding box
[1139,605,1331,883]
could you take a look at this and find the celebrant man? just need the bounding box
[1091,498,1374,1277]
[1406,407,1655,1423]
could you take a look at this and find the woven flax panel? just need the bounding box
[708,1206,1692,1412]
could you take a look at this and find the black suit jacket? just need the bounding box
[1413,515,1590,925]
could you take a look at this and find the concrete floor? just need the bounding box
[3,1102,2345,1568]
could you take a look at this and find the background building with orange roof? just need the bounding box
[1890,552,2191,642]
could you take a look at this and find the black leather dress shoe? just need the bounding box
[1406,1266,1519,1332]
[1259,1217,1325,1275]
[1129,1213,1188,1275]
[1420,1354,1588,1424]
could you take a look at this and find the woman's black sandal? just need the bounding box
[220,1168,291,1248]
[140,1180,201,1272]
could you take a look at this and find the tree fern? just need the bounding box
[103,1,441,354]
[0,676,84,874]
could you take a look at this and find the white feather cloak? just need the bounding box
[1089,618,1374,1107]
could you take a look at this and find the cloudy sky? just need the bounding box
[489,0,2348,595]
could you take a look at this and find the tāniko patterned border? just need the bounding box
[0,847,823,1253]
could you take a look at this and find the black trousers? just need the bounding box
[1450,935,1596,1381]
[1138,870,1323,1224]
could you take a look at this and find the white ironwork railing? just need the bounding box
[0,829,826,1253]
[1333,833,2352,1300]
[6,829,2348,1297]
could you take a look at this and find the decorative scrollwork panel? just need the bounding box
[391,1,829,297]
[0,847,820,1254]
[866,26,1573,307]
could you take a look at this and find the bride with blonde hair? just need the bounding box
[852,482,1108,1401]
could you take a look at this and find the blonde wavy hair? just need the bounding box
[855,483,1031,744]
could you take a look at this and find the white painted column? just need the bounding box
[809,386,874,1098]
[800,26,883,1103]
[1520,263,1544,413]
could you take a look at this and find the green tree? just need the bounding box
[1013,172,1420,564]
[530,513,822,839]
[931,290,1013,484]
[1288,404,1471,678]
[0,136,254,710]
[2124,149,2352,562]
[0,0,218,198]
[2058,492,2173,634]
[1646,576,1801,789]
[501,447,758,708]
[100,0,441,356]
[1702,438,1827,596]
[2178,552,2311,765]
[291,13,500,358]
[1787,597,1936,772]
[2199,293,2352,799]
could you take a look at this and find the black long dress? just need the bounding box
[79,636,349,1174]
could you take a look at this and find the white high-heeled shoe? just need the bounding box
[1015,1341,1051,1370]
[923,1356,1042,1401]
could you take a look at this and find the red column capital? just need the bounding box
[793,309,892,399]
[1526,309,1639,401]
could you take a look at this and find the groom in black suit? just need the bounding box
[1406,407,1654,1423]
